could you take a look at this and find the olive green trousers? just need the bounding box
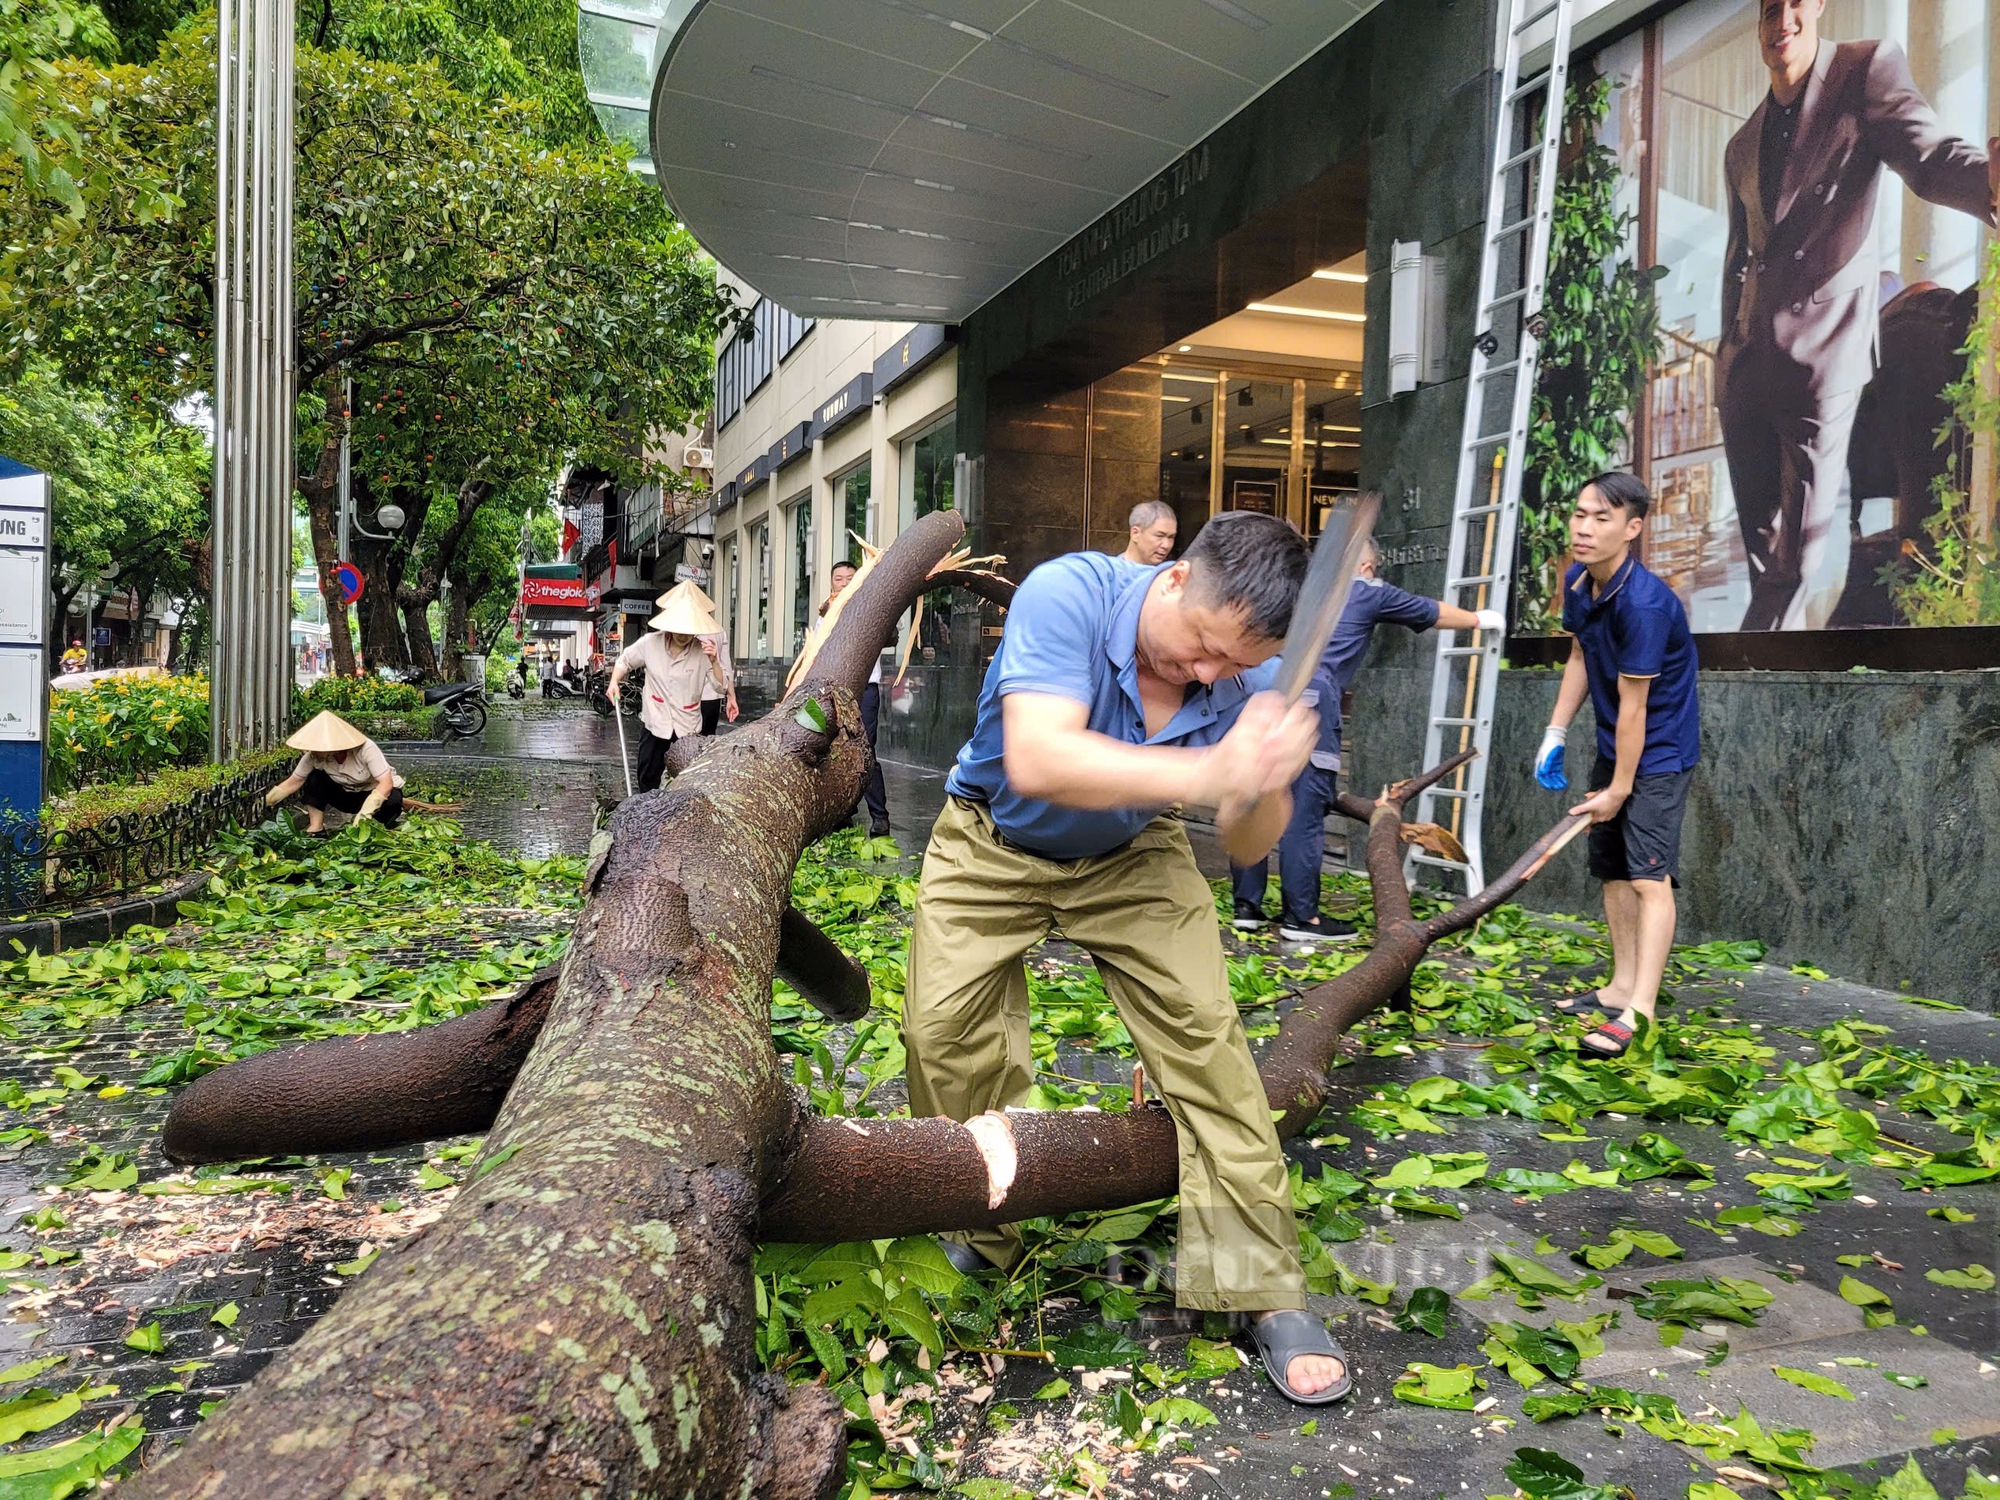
[902,796,1306,1313]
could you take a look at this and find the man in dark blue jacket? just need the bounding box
[1231,540,1500,941]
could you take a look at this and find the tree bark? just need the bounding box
[126,514,968,1500]
[131,512,1583,1498]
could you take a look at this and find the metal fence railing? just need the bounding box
[0,762,289,920]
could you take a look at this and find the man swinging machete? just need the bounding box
[903,498,1379,1405]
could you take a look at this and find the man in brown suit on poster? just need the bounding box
[1719,0,1998,630]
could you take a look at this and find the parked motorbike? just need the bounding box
[427,681,488,742]
[506,672,525,699]
[586,668,638,719]
[541,672,584,700]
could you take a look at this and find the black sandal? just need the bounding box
[1555,987,1622,1013]
[1247,1310,1353,1405]
[1581,1016,1635,1057]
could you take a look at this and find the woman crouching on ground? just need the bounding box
[264,710,406,832]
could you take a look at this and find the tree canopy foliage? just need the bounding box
[1,1,726,677]
[0,359,208,662]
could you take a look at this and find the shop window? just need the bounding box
[723,537,740,659]
[900,411,956,530]
[753,521,771,658]
[900,412,957,655]
[836,462,874,565]
[788,494,812,656]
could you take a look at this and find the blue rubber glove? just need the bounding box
[1534,724,1568,791]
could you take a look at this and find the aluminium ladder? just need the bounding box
[1407,0,1578,896]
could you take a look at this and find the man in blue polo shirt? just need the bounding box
[1533,472,1701,1058]
[905,511,1354,1405]
[1230,538,1503,941]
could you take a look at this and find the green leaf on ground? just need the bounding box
[1574,1228,1683,1268]
[1178,1338,1242,1380]
[1030,1378,1069,1401]
[1923,1263,1994,1290]
[0,1359,65,1388]
[1398,1286,1452,1338]
[0,1422,144,1488]
[122,1324,164,1354]
[1392,1361,1486,1410]
[1772,1366,1854,1399]
[1504,1446,1622,1500]
[1883,1370,1928,1389]
[210,1303,239,1328]
[1633,1275,1772,1333]
[1048,1322,1144,1370]
[1839,1275,1894,1308]
[0,1388,82,1445]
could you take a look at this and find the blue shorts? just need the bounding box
[1586,755,1692,885]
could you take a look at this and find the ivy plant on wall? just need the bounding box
[1519,75,1664,633]
[1887,238,2000,626]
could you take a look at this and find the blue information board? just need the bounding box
[0,457,50,834]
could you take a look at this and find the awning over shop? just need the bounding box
[578,0,1385,322]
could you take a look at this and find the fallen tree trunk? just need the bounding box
[125,515,968,1500]
[132,513,1583,1499]
[162,906,872,1166]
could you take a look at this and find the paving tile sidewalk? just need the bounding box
[0,707,1993,1498]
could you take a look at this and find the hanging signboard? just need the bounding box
[1512,0,2000,647]
[0,460,51,831]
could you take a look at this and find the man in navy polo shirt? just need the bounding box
[1229,537,1503,941]
[904,511,1354,1404]
[1534,472,1701,1058]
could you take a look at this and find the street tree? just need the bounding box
[2,14,725,677]
[0,360,207,667]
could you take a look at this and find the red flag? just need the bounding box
[561,518,580,556]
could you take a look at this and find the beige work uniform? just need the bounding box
[904,795,1306,1313]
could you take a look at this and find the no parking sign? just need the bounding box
[333,562,365,603]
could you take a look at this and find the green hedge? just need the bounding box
[46,673,211,796]
[47,747,294,832]
[295,676,425,714]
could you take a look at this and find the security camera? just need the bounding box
[699,543,714,561]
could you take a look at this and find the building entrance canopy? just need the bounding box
[579,0,1383,322]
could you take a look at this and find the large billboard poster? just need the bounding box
[1524,0,2000,634]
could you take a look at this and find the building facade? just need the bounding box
[583,0,2000,1007]
[704,274,960,673]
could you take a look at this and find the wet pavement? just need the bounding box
[0,701,1994,1497]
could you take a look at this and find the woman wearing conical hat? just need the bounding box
[264,710,406,832]
[609,584,724,792]
[664,580,738,736]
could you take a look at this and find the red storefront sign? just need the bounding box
[519,576,600,611]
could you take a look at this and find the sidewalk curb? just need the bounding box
[0,867,213,957]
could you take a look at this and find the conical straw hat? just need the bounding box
[287,709,368,754]
[650,590,720,636]
[657,579,716,611]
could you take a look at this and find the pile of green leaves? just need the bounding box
[44,672,209,794]
[0,815,580,1070]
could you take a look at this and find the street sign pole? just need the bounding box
[0,461,52,835]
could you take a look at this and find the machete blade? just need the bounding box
[1273,491,1382,703]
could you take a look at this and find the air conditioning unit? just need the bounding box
[683,445,714,470]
